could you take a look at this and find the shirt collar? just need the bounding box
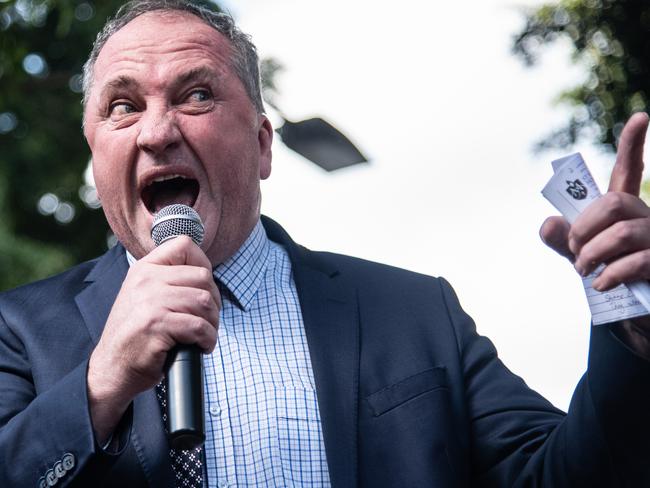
[124,219,270,311]
[213,220,269,311]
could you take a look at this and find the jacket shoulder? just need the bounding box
[0,245,123,319]
[306,247,447,290]
[263,215,445,289]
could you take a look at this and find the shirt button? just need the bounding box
[218,482,231,488]
[209,404,221,417]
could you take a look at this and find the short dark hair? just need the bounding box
[82,0,264,114]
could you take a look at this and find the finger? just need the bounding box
[574,217,650,276]
[124,264,221,314]
[150,264,220,302]
[158,286,221,325]
[163,312,219,353]
[608,112,649,195]
[540,216,574,261]
[568,192,649,255]
[591,249,650,291]
[141,235,212,269]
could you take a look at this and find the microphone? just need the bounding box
[151,203,206,450]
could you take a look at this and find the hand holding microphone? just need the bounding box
[87,205,219,448]
[151,204,208,449]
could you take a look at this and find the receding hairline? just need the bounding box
[83,12,246,125]
[90,10,235,79]
[82,1,265,120]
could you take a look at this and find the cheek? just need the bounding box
[91,131,135,199]
[190,130,260,186]
[93,160,123,205]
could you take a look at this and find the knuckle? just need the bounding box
[605,192,626,218]
[197,267,212,283]
[568,233,581,254]
[577,247,593,266]
[191,316,208,333]
[196,289,212,308]
[613,221,633,244]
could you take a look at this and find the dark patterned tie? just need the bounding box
[155,380,204,488]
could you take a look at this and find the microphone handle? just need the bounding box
[166,345,205,450]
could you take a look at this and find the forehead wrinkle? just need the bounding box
[89,13,237,111]
[101,16,234,66]
[96,41,231,87]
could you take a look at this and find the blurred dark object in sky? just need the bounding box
[260,58,367,171]
[276,117,368,171]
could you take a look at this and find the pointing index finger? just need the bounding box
[608,112,649,195]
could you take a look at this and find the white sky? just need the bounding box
[219,0,649,410]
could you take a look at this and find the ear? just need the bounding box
[258,114,273,180]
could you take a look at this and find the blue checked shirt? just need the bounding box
[130,221,331,487]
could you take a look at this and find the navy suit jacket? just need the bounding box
[1,216,650,487]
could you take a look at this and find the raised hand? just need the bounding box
[541,113,650,290]
[87,236,220,442]
[540,112,650,357]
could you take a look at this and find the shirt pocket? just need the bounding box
[276,386,330,487]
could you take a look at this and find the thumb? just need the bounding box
[540,216,574,262]
[608,112,649,195]
[142,235,212,270]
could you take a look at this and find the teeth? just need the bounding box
[151,174,186,184]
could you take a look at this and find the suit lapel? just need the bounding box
[75,245,128,345]
[74,245,173,487]
[263,217,360,488]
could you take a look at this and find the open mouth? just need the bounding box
[141,174,200,214]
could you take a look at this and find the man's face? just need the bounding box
[84,11,272,264]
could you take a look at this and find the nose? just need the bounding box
[136,105,181,154]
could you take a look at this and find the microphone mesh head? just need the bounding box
[151,204,204,247]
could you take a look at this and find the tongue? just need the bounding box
[152,191,195,213]
[150,179,198,213]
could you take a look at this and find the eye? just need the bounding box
[187,89,212,103]
[109,102,136,119]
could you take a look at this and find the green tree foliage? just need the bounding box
[512,0,650,152]
[0,0,222,291]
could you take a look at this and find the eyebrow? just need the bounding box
[99,75,141,102]
[98,66,221,102]
[173,66,221,89]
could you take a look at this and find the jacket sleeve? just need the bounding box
[0,308,131,487]
[439,278,650,487]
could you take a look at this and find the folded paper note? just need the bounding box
[542,153,650,325]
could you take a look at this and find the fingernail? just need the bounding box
[574,263,585,277]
